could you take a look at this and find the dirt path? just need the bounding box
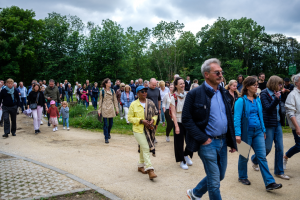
[0,114,300,200]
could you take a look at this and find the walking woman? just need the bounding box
[170,77,193,170]
[225,80,239,116]
[162,83,174,142]
[27,83,47,134]
[67,84,73,102]
[128,86,158,180]
[121,85,135,125]
[252,76,289,180]
[159,81,169,127]
[283,73,300,169]
[81,84,89,108]
[92,82,99,110]
[234,76,282,191]
[98,78,119,144]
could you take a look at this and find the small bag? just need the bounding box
[29,92,40,110]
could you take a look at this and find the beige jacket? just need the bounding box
[285,87,300,130]
[98,89,119,118]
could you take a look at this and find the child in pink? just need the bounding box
[47,100,60,132]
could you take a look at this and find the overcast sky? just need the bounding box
[3,0,300,41]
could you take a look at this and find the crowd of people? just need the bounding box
[0,57,300,200]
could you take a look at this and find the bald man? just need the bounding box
[147,78,161,135]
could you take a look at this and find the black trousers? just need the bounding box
[173,122,193,163]
[2,105,17,135]
[165,109,173,136]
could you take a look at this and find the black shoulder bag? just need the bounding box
[30,92,40,110]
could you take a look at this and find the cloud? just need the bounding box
[2,0,299,40]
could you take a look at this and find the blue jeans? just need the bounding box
[254,122,283,175]
[67,93,73,102]
[238,127,275,186]
[193,138,227,200]
[103,118,113,140]
[65,91,69,102]
[92,96,98,109]
[20,97,27,112]
[160,102,165,123]
[85,100,89,108]
[286,130,300,158]
[63,118,69,128]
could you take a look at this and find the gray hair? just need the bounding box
[144,80,149,84]
[78,84,81,86]
[135,79,138,83]
[76,81,78,84]
[174,74,179,78]
[14,82,17,85]
[68,83,71,86]
[292,73,300,84]
[201,58,221,77]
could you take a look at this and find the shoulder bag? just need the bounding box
[30,92,40,110]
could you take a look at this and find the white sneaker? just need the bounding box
[44,115,47,117]
[53,128,56,132]
[67,128,70,131]
[180,161,188,170]
[40,121,43,125]
[187,189,201,200]
[283,158,288,170]
[55,127,58,131]
[166,136,170,142]
[185,156,193,166]
[276,174,290,180]
[63,127,65,130]
[120,117,123,120]
[251,161,259,171]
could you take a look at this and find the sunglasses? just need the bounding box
[140,90,147,93]
[210,71,224,76]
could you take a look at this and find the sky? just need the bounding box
[2,0,300,41]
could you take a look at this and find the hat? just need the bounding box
[284,78,290,82]
[50,100,56,105]
[136,86,148,93]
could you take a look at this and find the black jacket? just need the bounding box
[182,82,237,152]
[27,91,46,107]
[0,88,20,107]
[185,80,192,91]
[260,89,284,127]
[225,90,239,115]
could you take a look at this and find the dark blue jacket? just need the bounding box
[129,84,136,95]
[260,89,284,127]
[182,83,237,152]
[92,87,99,98]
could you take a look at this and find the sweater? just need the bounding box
[44,86,61,103]
[59,107,69,118]
[47,106,59,118]
[0,88,20,107]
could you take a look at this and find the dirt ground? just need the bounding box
[36,189,110,200]
[0,114,300,200]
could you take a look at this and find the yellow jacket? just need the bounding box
[128,99,157,133]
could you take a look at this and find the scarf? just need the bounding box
[6,87,15,101]
[138,99,159,157]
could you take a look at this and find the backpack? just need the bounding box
[102,89,114,101]
[169,93,177,119]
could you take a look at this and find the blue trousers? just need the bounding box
[253,122,284,175]
[63,118,69,128]
[286,130,300,158]
[65,91,69,102]
[193,138,227,200]
[160,102,165,123]
[103,118,113,140]
[92,96,98,109]
[20,97,27,112]
[67,94,73,102]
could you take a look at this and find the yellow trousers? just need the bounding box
[133,131,154,171]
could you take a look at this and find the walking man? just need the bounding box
[185,76,192,91]
[147,78,161,132]
[18,82,27,113]
[183,58,237,200]
[0,78,20,137]
[44,79,61,126]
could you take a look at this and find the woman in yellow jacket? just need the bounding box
[128,86,158,180]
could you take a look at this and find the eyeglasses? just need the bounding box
[210,71,224,76]
[140,90,147,93]
[252,84,259,87]
[121,86,125,87]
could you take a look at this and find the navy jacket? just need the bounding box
[0,88,20,107]
[129,84,136,96]
[260,89,284,127]
[182,82,237,152]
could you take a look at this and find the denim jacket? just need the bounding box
[121,91,135,108]
[234,95,266,143]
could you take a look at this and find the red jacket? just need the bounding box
[47,106,59,118]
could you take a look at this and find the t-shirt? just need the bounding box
[140,102,146,109]
[146,88,161,110]
[258,81,267,90]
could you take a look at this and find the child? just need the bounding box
[60,101,70,130]
[47,100,59,132]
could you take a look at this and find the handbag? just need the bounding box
[29,92,40,110]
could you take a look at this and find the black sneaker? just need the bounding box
[266,183,282,191]
[48,122,50,126]
[2,134,8,138]
[35,130,38,134]
[238,178,251,185]
[12,133,16,136]
[37,129,41,133]
[105,139,109,144]
[108,135,111,139]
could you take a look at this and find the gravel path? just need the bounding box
[0,114,300,200]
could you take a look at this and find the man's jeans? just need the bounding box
[237,127,275,186]
[92,96,98,109]
[286,130,300,158]
[20,97,27,112]
[103,118,113,140]
[252,122,284,175]
[65,91,69,102]
[193,138,227,200]
[67,93,73,102]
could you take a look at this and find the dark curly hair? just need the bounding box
[101,78,110,88]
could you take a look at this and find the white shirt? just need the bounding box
[170,93,186,123]
[159,87,170,101]
[140,102,146,109]
[162,92,172,110]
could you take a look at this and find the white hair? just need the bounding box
[68,83,71,86]
[76,81,78,84]
[201,58,221,77]
[174,74,179,77]
[14,82,17,85]
[292,73,300,84]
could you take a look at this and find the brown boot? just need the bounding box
[138,167,147,174]
[147,169,157,180]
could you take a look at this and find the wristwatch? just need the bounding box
[140,119,143,124]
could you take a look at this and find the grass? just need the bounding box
[61,103,171,136]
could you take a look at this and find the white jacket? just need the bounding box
[285,87,300,130]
